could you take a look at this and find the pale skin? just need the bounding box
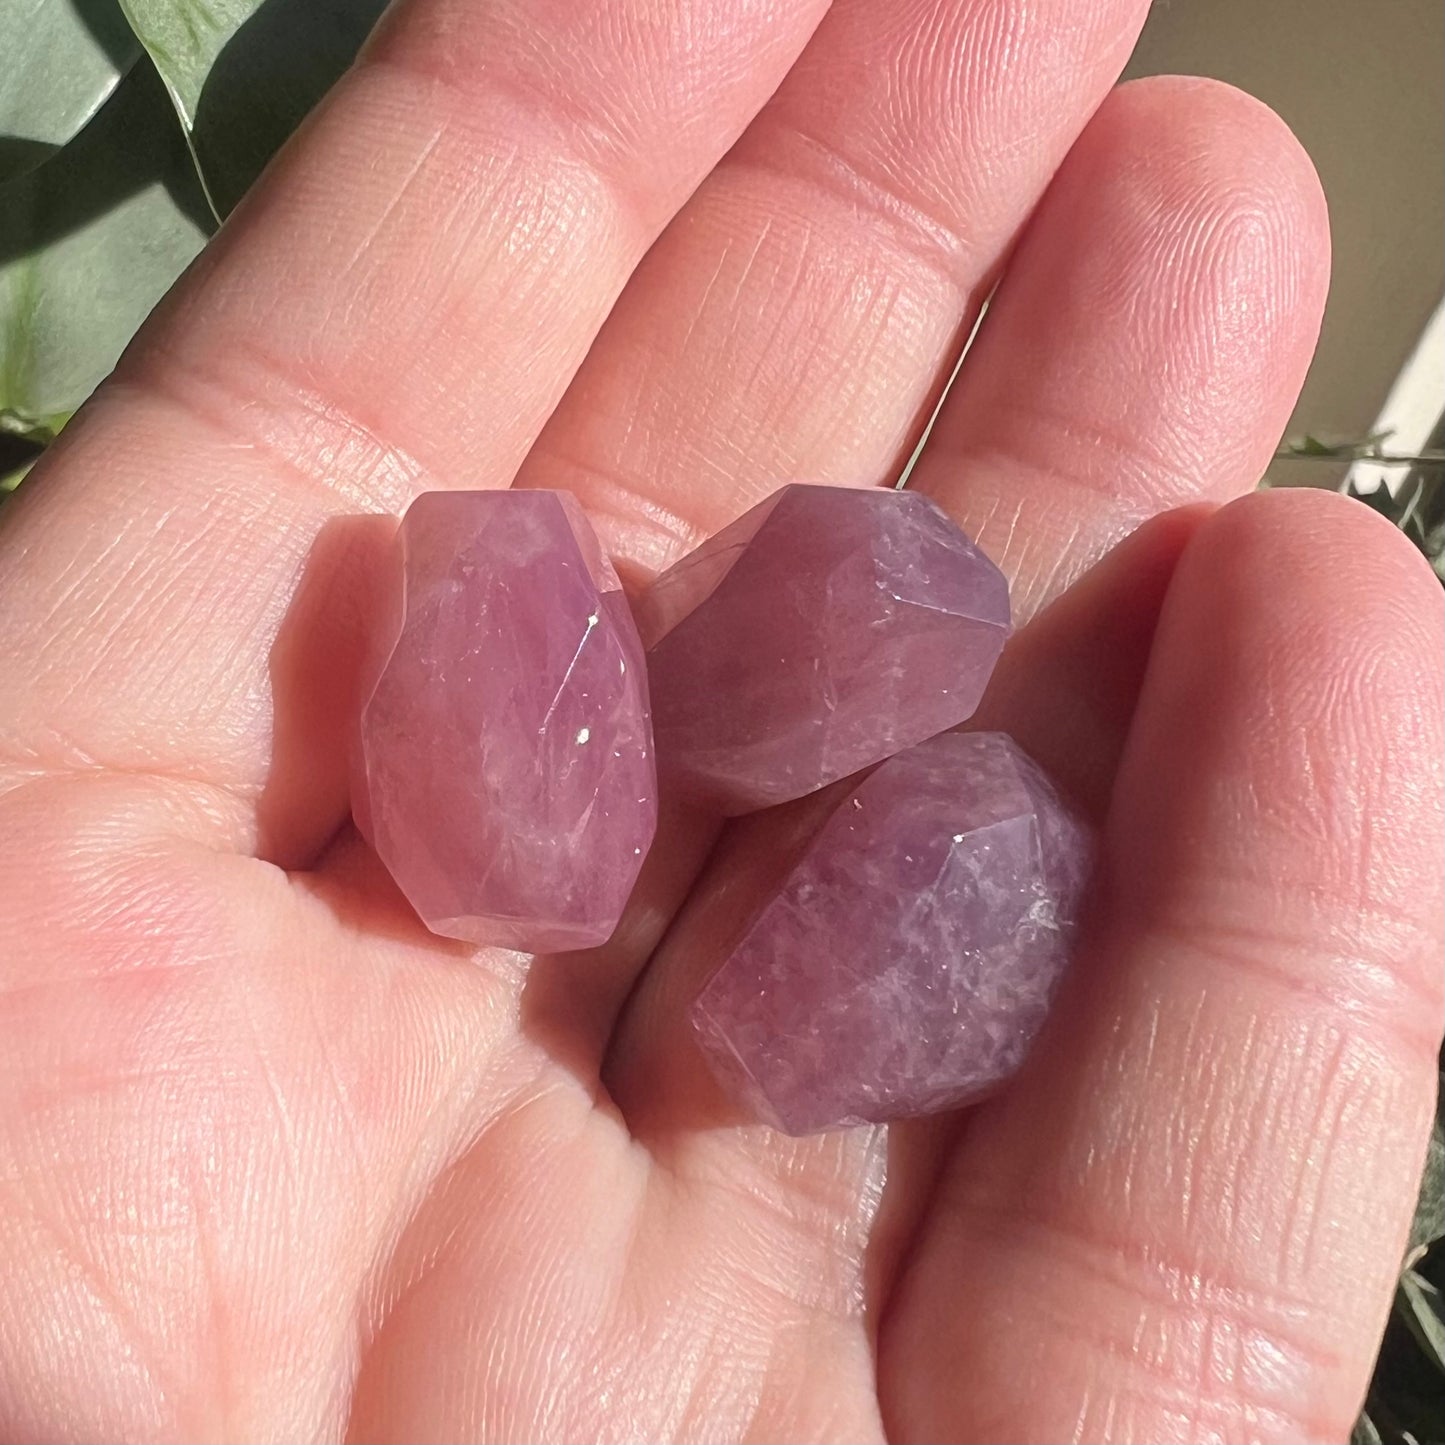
[0,0,1441,1439]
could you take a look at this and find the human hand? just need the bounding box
[1,1,1440,1441]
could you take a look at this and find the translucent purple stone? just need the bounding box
[353,490,656,953]
[691,731,1094,1134]
[637,485,1010,815]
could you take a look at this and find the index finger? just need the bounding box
[0,0,827,856]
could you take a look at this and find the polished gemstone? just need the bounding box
[353,490,656,952]
[691,731,1093,1134]
[637,484,1010,814]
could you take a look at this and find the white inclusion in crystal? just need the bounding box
[576,727,591,745]
[540,612,599,735]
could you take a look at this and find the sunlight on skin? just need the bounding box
[0,0,1439,1440]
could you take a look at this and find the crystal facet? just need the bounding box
[638,484,1010,814]
[353,490,656,952]
[691,731,1093,1134]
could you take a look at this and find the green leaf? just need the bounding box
[1399,1273,1445,1371]
[1352,1409,1387,1445]
[0,0,141,179]
[0,410,65,498]
[0,61,211,423]
[116,0,388,218]
[1281,429,1398,461]
[1288,432,1343,458]
[0,459,34,494]
[1,408,73,445]
[1410,1116,1445,1260]
[1363,1254,1445,1445]
[0,434,44,495]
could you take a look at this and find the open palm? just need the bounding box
[2,1,1440,1441]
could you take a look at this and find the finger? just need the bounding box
[883,489,1445,1444]
[516,0,1150,580]
[907,75,1331,622]
[0,0,829,856]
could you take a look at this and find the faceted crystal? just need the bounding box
[353,490,656,952]
[638,484,1009,814]
[691,732,1093,1134]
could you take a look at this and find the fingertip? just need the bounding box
[910,71,1334,620]
[1190,483,1443,635]
[1082,74,1332,371]
[1101,74,1331,277]
[1173,485,1445,710]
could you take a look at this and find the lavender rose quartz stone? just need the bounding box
[691,732,1095,1135]
[352,490,657,953]
[637,484,1011,814]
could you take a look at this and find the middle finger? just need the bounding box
[516,0,1152,579]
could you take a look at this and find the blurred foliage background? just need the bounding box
[0,3,1440,1440]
